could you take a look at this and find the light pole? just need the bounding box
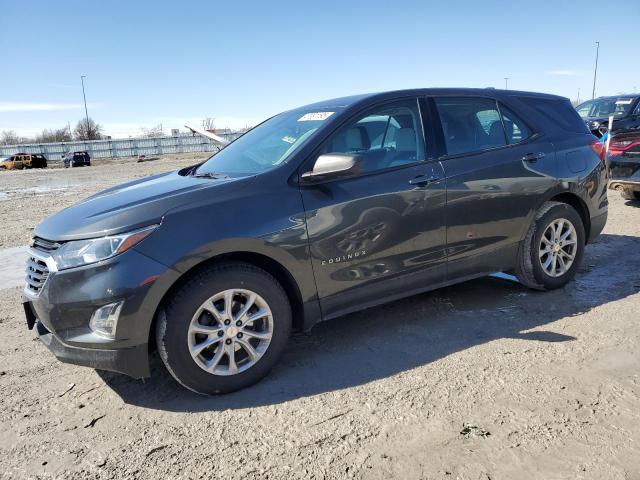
[80,75,90,137]
[504,77,509,90]
[591,42,599,99]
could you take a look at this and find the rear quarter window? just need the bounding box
[518,96,589,134]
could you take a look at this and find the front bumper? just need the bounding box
[22,247,179,378]
[32,316,150,378]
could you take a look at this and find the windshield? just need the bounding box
[576,97,636,119]
[196,109,341,175]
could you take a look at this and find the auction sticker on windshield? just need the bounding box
[298,112,334,121]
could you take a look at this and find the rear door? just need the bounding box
[300,97,447,319]
[429,95,557,279]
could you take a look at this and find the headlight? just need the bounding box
[51,225,158,270]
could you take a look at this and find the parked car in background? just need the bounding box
[23,153,47,168]
[0,155,23,170]
[63,151,91,168]
[576,94,640,138]
[24,88,608,394]
[607,129,640,201]
[0,153,47,170]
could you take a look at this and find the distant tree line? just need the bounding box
[0,117,105,146]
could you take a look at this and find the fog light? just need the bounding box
[89,301,124,338]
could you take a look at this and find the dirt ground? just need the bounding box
[0,153,211,249]
[1,158,639,479]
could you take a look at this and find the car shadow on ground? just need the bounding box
[99,233,640,411]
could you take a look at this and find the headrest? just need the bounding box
[345,127,369,151]
[395,128,416,152]
[488,121,503,137]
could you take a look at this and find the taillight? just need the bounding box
[611,139,633,149]
[610,139,640,152]
[590,139,606,162]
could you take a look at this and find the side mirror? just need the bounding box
[301,153,361,182]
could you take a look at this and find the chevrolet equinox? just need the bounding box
[23,89,608,394]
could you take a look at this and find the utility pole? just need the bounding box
[591,42,599,99]
[80,75,90,138]
[504,77,509,90]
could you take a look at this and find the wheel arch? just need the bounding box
[148,250,307,350]
[547,191,591,241]
[520,187,592,244]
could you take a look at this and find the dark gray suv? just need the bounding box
[23,89,608,394]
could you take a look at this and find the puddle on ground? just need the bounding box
[0,246,29,290]
[0,185,74,201]
[0,174,103,201]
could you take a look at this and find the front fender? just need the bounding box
[133,184,320,329]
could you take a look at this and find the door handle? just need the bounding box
[522,152,545,163]
[409,173,442,187]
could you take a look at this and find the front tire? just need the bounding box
[156,262,292,394]
[516,201,585,290]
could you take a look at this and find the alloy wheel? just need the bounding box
[187,289,273,376]
[538,218,577,277]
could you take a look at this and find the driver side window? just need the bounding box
[320,98,425,174]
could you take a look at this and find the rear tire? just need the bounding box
[156,262,292,395]
[515,201,585,290]
[620,188,640,201]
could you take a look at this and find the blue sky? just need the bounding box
[1,0,639,138]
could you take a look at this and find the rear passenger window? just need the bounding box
[434,97,506,155]
[500,105,531,144]
[518,96,589,134]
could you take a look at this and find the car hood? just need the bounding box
[34,169,254,242]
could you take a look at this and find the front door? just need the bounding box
[300,97,447,319]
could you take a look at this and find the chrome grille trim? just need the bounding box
[24,248,58,297]
[31,237,61,253]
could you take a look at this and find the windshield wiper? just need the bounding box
[192,171,229,179]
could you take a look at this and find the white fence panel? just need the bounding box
[0,132,242,160]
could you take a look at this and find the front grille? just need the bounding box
[25,237,59,295]
[32,237,61,253]
[25,256,50,294]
